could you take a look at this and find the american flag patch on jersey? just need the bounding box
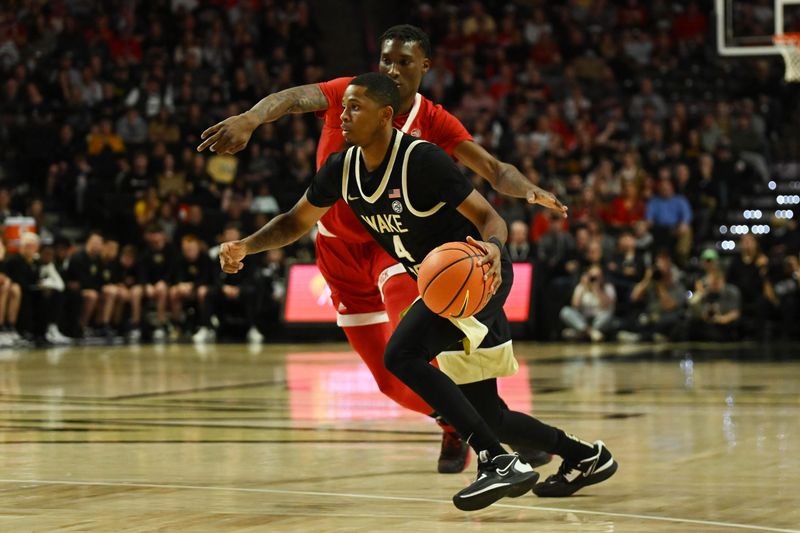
[388,188,401,198]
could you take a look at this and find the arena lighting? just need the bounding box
[768,181,777,190]
[743,210,751,219]
[719,225,728,234]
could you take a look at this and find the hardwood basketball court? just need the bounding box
[0,341,798,532]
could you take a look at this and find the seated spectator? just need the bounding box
[621,249,686,342]
[194,226,263,344]
[726,234,779,338]
[689,154,722,240]
[174,205,215,247]
[687,271,741,342]
[5,233,70,344]
[66,231,106,338]
[606,231,645,313]
[37,244,72,345]
[773,254,800,340]
[250,183,280,217]
[602,180,645,231]
[139,224,176,341]
[645,178,693,266]
[507,221,534,262]
[97,238,121,339]
[169,235,213,338]
[0,240,23,347]
[559,265,616,342]
[114,244,144,341]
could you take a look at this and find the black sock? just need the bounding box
[494,410,561,452]
[552,430,596,462]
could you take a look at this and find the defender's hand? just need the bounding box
[220,240,247,274]
[197,113,259,154]
[528,187,568,218]
[467,235,502,295]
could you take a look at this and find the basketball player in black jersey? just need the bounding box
[219,73,617,511]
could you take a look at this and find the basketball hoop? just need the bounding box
[773,33,800,82]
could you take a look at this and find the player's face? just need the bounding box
[340,85,390,146]
[378,39,430,106]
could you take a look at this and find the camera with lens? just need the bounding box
[652,269,664,282]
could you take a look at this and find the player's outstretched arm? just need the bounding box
[219,195,328,274]
[453,140,568,218]
[456,190,508,295]
[197,84,329,154]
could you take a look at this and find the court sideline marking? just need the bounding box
[0,478,796,532]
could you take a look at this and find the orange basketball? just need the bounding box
[417,241,493,319]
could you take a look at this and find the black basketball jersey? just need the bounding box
[307,129,480,278]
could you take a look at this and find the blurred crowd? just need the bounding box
[1,0,799,345]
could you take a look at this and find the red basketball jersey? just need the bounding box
[314,76,473,243]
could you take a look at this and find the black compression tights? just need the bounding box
[384,299,574,459]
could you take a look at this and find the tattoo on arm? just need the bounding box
[250,84,328,124]
[495,162,542,199]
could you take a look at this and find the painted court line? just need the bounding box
[0,479,795,533]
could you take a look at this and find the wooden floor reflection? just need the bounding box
[0,341,798,532]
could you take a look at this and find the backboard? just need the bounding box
[716,0,800,56]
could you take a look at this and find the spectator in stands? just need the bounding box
[606,231,646,315]
[138,224,175,341]
[687,270,741,342]
[37,243,71,345]
[559,264,616,342]
[169,235,213,339]
[114,244,144,341]
[174,205,215,248]
[194,226,263,344]
[98,238,121,339]
[773,254,800,340]
[726,234,779,338]
[6,233,70,344]
[66,231,106,338]
[507,220,534,262]
[621,249,686,342]
[645,177,693,266]
[0,240,23,347]
[602,180,645,232]
[729,113,769,182]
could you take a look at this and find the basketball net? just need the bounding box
[773,33,800,83]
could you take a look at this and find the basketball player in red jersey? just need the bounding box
[198,25,566,473]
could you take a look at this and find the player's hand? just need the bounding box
[219,240,247,274]
[528,187,568,218]
[467,235,502,295]
[197,113,259,154]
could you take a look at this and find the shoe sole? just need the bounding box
[533,460,618,497]
[453,471,539,511]
[507,470,540,498]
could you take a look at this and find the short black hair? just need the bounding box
[348,73,401,116]
[379,24,431,58]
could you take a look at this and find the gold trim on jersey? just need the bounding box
[341,146,355,204]
[401,140,446,217]
[435,340,519,385]
[397,298,514,384]
[354,131,403,204]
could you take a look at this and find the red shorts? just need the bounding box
[315,233,409,326]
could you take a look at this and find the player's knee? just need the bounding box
[384,335,414,377]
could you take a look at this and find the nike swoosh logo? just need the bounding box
[496,459,517,477]
[347,195,360,201]
[580,445,602,476]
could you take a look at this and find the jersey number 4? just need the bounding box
[392,235,415,262]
